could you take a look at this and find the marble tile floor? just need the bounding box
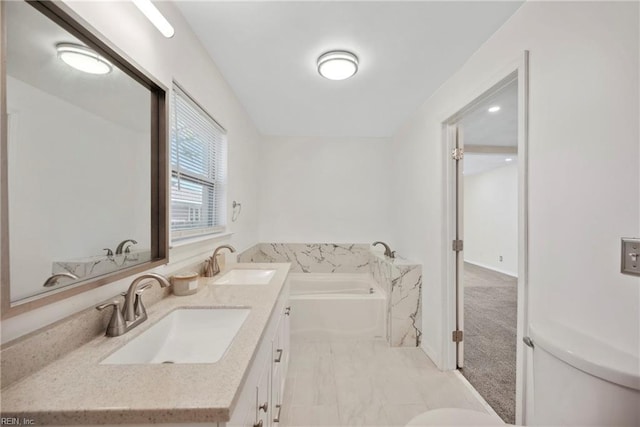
[280,339,497,426]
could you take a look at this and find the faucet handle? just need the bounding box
[96,300,126,337]
[132,283,153,318]
[135,283,153,294]
[96,300,121,311]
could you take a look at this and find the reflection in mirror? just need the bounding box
[5,1,154,304]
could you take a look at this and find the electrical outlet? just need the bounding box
[621,238,640,276]
[499,255,503,262]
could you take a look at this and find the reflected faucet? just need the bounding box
[372,241,396,259]
[42,272,79,287]
[210,244,236,276]
[96,273,170,337]
[115,239,137,255]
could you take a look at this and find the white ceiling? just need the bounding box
[461,78,518,175]
[464,153,517,176]
[458,79,518,147]
[175,1,524,138]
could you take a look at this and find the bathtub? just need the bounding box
[288,273,387,341]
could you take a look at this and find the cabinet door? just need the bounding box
[281,304,291,390]
[255,356,271,427]
[271,359,282,425]
[271,312,283,425]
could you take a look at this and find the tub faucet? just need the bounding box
[115,239,137,255]
[96,273,170,337]
[372,241,396,259]
[210,244,236,276]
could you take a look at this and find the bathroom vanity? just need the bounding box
[0,263,291,427]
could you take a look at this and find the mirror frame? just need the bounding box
[0,0,169,318]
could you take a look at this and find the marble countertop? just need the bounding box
[0,263,291,425]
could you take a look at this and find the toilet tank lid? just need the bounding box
[530,322,640,391]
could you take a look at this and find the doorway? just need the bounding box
[445,67,528,424]
[459,81,519,420]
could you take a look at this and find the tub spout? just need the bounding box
[372,241,395,258]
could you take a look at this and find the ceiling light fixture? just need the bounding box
[488,105,501,113]
[505,158,513,162]
[132,0,175,38]
[56,43,113,75]
[317,51,359,80]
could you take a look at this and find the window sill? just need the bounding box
[169,231,234,249]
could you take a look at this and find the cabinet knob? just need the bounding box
[259,402,268,412]
[253,420,263,427]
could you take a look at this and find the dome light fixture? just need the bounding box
[317,50,359,80]
[56,43,113,75]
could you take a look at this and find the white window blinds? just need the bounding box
[170,83,227,241]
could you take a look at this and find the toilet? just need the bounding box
[407,321,640,426]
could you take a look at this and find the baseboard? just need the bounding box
[421,340,442,369]
[454,370,504,422]
[464,260,518,278]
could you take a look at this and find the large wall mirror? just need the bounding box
[1,1,168,317]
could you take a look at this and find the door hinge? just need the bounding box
[451,148,464,160]
[452,330,464,343]
[452,240,464,251]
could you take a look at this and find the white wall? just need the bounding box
[1,1,263,343]
[259,136,393,243]
[392,0,639,369]
[464,163,518,276]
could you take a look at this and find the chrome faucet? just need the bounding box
[115,239,137,255]
[42,272,79,287]
[96,273,170,337]
[209,244,236,276]
[372,241,396,259]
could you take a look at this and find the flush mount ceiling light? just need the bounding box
[488,105,501,113]
[317,51,359,80]
[56,43,113,75]
[133,0,175,38]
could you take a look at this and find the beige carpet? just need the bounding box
[460,262,517,424]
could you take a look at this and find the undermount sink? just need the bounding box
[213,269,276,285]
[101,308,250,365]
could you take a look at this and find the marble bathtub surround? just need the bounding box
[0,263,291,425]
[238,243,371,273]
[1,259,202,389]
[53,251,153,280]
[369,252,423,347]
[239,243,423,347]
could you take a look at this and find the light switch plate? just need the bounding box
[621,238,640,276]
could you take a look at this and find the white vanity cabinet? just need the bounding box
[227,280,290,427]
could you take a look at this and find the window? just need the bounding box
[170,83,227,241]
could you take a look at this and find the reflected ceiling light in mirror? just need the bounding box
[56,43,113,75]
[317,51,359,80]
[133,0,175,38]
[488,105,501,113]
